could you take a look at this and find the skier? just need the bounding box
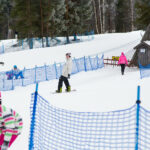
[12,65,24,79]
[118,52,128,75]
[56,53,72,93]
[0,92,23,150]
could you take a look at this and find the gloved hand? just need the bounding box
[68,74,70,79]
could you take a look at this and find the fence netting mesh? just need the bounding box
[29,93,147,150]
[0,55,104,91]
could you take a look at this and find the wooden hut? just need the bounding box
[130,41,150,66]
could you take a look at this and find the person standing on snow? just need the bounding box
[56,53,72,93]
[0,92,23,150]
[118,52,128,75]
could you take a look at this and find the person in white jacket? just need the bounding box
[56,53,72,93]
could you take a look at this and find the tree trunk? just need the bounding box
[130,0,134,31]
[92,0,99,34]
[98,0,103,33]
[40,0,44,47]
[65,0,70,43]
[102,0,105,33]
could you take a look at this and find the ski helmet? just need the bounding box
[14,65,17,69]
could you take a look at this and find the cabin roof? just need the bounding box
[134,41,150,49]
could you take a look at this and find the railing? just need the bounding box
[0,54,104,91]
[29,85,150,150]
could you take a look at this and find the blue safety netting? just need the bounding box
[138,106,150,149]
[139,63,150,79]
[0,45,4,54]
[0,55,104,91]
[29,93,139,150]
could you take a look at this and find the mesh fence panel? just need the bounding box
[138,106,150,150]
[0,55,104,91]
[30,93,139,150]
[139,64,150,79]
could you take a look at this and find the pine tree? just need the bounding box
[78,0,93,33]
[115,0,131,32]
[0,0,13,39]
[135,0,150,29]
[64,0,93,43]
[48,0,66,37]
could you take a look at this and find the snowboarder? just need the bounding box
[0,92,23,150]
[56,53,72,93]
[118,52,128,75]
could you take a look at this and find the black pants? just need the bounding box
[121,64,125,75]
[58,75,70,90]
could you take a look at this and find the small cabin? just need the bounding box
[130,41,150,66]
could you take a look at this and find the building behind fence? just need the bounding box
[29,85,150,150]
[0,54,104,91]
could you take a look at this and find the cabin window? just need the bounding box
[140,48,146,53]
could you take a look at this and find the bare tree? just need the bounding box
[130,0,134,31]
[92,0,99,34]
[98,0,103,33]
[101,0,106,33]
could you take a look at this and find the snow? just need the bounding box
[144,40,150,46]
[0,31,142,71]
[1,30,150,150]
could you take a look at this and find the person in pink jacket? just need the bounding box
[118,52,128,75]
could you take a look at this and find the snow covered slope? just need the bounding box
[1,31,149,150]
[0,31,143,71]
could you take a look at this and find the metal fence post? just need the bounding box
[22,67,25,86]
[2,44,4,53]
[84,56,87,72]
[89,56,93,70]
[44,64,48,80]
[35,66,37,83]
[12,78,14,90]
[29,83,39,150]
[135,85,141,150]
[96,55,99,69]
[54,62,58,79]
[74,58,79,73]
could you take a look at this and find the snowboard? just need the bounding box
[51,89,76,94]
[0,62,4,65]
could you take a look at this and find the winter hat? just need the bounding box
[121,52,125,56]
[66,53,71,57]
[14,65,17,69]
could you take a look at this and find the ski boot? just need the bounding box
[66,86,71,92]
[56,88,62,93]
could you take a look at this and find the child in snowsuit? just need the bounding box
[12,65,24,79]
[6,71,14,80]
[6,66,24,80]
[56,53,72,93]
[118,52,128,75]
[0,92,23,150]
